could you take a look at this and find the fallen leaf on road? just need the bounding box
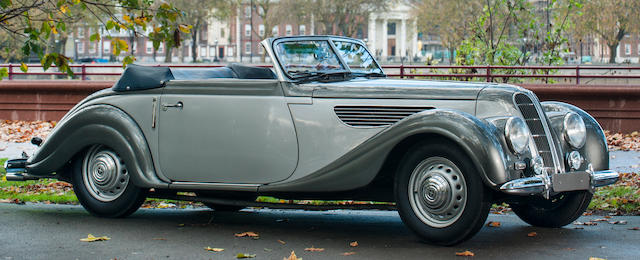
[80,234,110,242]
[177,223,185,227]
[341,252,357,256]
[573,221,597,226]
[593,218,608,222]
[583,212,593,216]
[589,257,606,260]
[264,248,272,252]
[236,253,256,258]
[455,250,475,256]
[349,241,358,247]
[205,247,224,252]
[235,232,259,238]
[604,216,612,219]
[527,232,537,237]
[304,247,325,252]
[487,221,501,227]
[564,248,576,251]
[284,251,299,260]
[609,220,627,225]
[629,227,640,230]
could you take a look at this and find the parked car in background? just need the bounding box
[3,35,618,245]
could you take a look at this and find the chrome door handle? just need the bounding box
[162,101,183,110]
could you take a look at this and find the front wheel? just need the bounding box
[395,140,491,246]
[71,145,147,218]
[511,191,592,227]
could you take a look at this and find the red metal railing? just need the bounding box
[3,63,640,84]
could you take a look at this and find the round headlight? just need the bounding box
[505,117,531,154]
[563,112,586,149]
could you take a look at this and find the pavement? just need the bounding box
[0,203,639,260]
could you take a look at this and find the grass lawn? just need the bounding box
[1,158,639,214]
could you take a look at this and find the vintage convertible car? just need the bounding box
[3,36,619,245]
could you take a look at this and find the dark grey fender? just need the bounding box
[26,105,168,188]
[260,109,509,192]
[542,102,609,171]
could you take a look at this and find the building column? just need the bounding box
[368,15,376,54]
[310,14,315,35]
[400,18,407,58]
[381,18,388,59]
[411,19,418,57]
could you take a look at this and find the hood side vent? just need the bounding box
[334,106,434,127]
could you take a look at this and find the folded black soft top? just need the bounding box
[113,64,276,92]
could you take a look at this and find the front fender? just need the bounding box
[261,109,509,192]
[541,101,609,171]
[26,105,168,188]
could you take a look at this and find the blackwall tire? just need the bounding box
[395,140,491,246]
[511,191,592,227]
[71,145,147,218]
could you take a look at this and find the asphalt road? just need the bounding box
[1,204,639,260]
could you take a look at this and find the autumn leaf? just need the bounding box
[277,239,286,245]
[589,257,606,260]
[236,253,256,258]
[628,227,640,230]
[59,5,69,13]
[455,250,475,257]
[20,63,27,72]
[304,247,325,252]
[341,252,357,256]
[487,221,501,227]
[235,232,259,238]
[204,247,224,252]
[283,251,300,260]
[178,24,192,33]
[80,234,110,242]
[349,241,358,247]
[527,232,537,237]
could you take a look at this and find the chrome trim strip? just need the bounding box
[529,93,564,174]
[500,169,619,196]
[168,182,260,192]
[591,170,619,187]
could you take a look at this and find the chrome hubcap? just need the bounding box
[408,157,467,228]
[82,145,129,202]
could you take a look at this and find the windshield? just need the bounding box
[275,40,345,77]
[332,40,382,74]
[274,38,383,79]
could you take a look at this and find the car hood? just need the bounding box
[308,78,493,100]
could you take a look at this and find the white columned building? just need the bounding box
[367,3,418,62]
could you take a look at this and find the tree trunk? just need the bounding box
[164,45,173,63]
[608,44,618,64]
[448,46,455,64]
[191,20,201,63]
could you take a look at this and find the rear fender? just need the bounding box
[26,105,168,188]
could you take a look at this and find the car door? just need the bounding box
[157,79,298,184]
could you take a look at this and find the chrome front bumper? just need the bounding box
[500,170,619,196]
[3,158,39,181]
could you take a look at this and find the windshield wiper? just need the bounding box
[292,71,354,83]
[352,72,386,78]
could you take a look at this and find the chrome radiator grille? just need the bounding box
[514,93,555,168]
[334,106,434,127]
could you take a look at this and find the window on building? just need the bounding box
[200,46,207,57]
[625,44,631,55]
[259,24,265,37]
[132,41,137,54]
[285,24,292,36]
[88,42,96,54]
[272,26,279,37]
[245,42,252,54]
[210,46,216,57]
[299,25,306,35]
[77,27,85,38]
[245,24,251,37]
[221,29,225,38]
[103,41,110,54]
[77,41,85,53]
[387,22,396,35]
[244,6,251,18]
[228,47,234,57]
[88,27,94,38]
[146,41,153,54]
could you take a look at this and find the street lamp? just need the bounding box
[214,39,219,62]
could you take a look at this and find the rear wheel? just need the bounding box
[395,140,491,246]
[511,191,592,227]
[71,145,147,218]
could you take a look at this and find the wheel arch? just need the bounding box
[26,104,169,188]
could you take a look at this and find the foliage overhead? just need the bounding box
[0,0,189,78]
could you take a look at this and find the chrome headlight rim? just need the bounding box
[563,112,586,149]
[505,117,531,155]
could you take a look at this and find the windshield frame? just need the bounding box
[269,36,385,82]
